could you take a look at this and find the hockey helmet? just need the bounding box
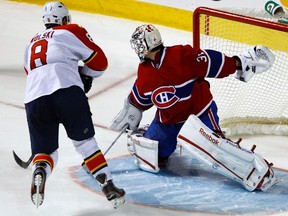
[130,24,163,62]
[42,2,71,26]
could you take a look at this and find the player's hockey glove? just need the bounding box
[233,45,275,82]
[78,66,93,93]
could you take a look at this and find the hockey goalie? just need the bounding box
[109,24,277,192]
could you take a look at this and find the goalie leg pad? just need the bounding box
[177,114,276,191]
[127,130,160,173]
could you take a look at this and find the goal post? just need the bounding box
[193,7,288,136]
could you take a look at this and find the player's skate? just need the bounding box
[96,173,125,209]
[31,162,47,208]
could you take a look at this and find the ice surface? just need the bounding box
[0,1,287,215]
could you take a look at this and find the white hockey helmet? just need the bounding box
[42,2,71,26]
[130,24,163,62]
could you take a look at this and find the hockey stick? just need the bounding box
[81,124,129,173]
[13,124,128,170]
[103,123,129,156]
[12,150,34,169]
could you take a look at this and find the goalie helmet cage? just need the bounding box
[193,7,288,136]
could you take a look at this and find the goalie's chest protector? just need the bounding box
[132,46,214,124]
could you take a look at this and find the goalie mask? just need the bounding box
[42,2,71,26]
[130,24,163,62]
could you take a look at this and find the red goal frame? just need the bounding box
[192,7,288,50]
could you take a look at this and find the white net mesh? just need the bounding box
[195,7,288,136]
[217,7,274,20]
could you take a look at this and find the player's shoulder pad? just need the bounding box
[56,24,87,33]
[170,44,197,59]
[169,44,195,53]
[54,24,91,42]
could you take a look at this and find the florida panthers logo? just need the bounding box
[151,86,180,109]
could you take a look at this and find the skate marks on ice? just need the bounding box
[70,154,288,215]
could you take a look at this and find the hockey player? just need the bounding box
[24,2,125,208]
[109,24,277,192]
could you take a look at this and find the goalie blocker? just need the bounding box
[108,97,142,132]
[177,115,277,192]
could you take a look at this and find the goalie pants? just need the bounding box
[25,86,95,155]
[144,101,222,157]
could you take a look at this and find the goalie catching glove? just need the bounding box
[108,97,142,131]
[233,45,275,82]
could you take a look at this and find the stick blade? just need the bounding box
[13,151,33,169]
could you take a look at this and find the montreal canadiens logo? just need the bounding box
[151,86,180,109]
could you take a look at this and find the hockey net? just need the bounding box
[193,7,288,136]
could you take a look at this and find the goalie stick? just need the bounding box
[13,124,129,170]
[103,123,129,156]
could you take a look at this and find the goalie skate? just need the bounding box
[31,164,47,208]
[96,173,125,209]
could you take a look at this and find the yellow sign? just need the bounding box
[280,0,288,11]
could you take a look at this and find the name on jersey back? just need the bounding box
[30,30,55,43]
